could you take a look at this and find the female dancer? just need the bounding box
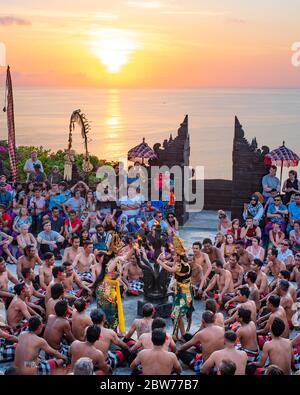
[157,235,193,341]
[93,233,125,336]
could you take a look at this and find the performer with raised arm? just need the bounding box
[156,234,194,341]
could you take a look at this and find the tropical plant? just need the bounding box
[0,140,118,186]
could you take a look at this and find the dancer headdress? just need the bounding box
[107,232,123,255]
[173,234,186,256]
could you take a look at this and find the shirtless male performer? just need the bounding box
[250,259,269,298]
[14,316,67,375]
[17,245,42,281]
[204,299,224,328]
[45,266,67,303]
[236,241,253,273]
[244,271,260,310]
[130,318,176,353]
[202,260,234,306]
[6,283,39,334]
[62,261,93,299]
[189,253,203,295]
[224,287,257,325]
[202,238,224,265]
[290,253,300,298]
[276,279,294,328]
[71,298,92,341]
[251,318,293,375]
[256,295,289,342]
[177,311,224,373]
[191,242,212,297]
[0,256,18,308]
[90,308,130,369]
[122,254,144,296]
[224,253,244,290]
[264,248,286,290]
[46,283,65,318]
[21,268,45,315]
[72,241,97,284]
[278,271,297,302]
[70,325,111,374]
[62,235,83,264]
[38,252,55,291]
[44,300,75,359]
[236,308,259,362]
[200,331,247,375]
[125,303,155,340]
[130,329,182,375]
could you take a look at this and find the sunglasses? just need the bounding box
[274,198,281,201]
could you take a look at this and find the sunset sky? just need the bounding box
[1,0,300,88]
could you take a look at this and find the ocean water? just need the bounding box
[0,88,300,180]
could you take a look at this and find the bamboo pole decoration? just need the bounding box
[64,109,93,181]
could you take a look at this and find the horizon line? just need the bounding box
[1,86,300,90]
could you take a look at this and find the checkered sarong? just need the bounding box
[0,338,15,362]
[129,280,143,292]
[191,353,204,373]
[66,289,83,298]
[37,359,56,375]
[13,320,29,336]
[236,344,259,363]
[107,350,119,369]
[45,343,70,364]
[293,346,300,370]
[59,343,70,359]
[77,271,93,283]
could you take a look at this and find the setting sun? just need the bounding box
[90,28,140,73]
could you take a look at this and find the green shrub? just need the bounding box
[0,141,119,185]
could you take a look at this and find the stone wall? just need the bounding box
[231,116,269,220]
[203,179,232,211]
[150,115,270,224]
[149,115,190,225]
[202,117,270,220]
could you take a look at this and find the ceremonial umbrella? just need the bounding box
[264,141,300,186]
[127,137,157,164]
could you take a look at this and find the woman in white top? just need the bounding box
[246,236,265,261]
[217,210,232,234]
[16,224,37,258]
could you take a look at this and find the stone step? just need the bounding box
[183,210,231,231]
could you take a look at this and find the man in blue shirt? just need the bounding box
[50,206,65,234]
[29,164,46,183]
[262,166,280,201]
[287,193,300,233]
[65,190,85,214]
[37,221,65,259]
[147,211,169,231]
[266,194,288,233]
[48,183,66,213]
[0,182,12,208]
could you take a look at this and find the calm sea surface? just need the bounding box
[0,88,300,180]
